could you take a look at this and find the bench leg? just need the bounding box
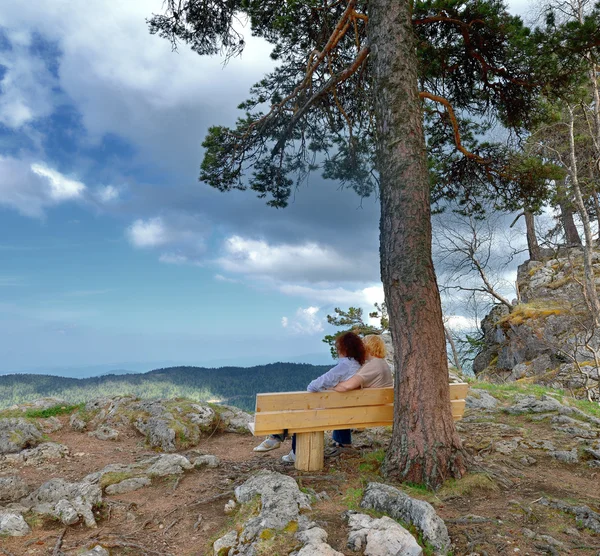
[295,431,324,471]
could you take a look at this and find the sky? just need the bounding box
[0,0,533,374]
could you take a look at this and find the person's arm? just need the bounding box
[334,375,363,392]
[307,359,353,392]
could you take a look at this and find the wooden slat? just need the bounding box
[255,384,469,412]
[449,383,469,400]
[255,388,394,412]
[254,404,394,435]
[251,398,467,435]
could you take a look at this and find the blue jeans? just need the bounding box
[272,430,351,453]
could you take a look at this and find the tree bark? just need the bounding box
[559,198,582,246]
[568,105,600,326]
[524,210,541,261]
[368,0,465,488]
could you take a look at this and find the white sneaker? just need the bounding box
[281,450,296,463]
[253,437,282,452]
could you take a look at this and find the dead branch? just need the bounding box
[52,528,67,556]
[100,537,173,556]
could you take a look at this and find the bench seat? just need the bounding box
[249,383,469,471]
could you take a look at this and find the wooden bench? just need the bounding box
[249,382,469,471]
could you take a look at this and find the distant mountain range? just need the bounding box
[1,353,331,379]
[0,362,332,412]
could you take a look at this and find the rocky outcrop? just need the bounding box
[346,512,423,555]
[473,250,600,400]
[0,510,31,536]
[213,471,345,555]
[360,482,450,553]
[0,418,43,454]
[65,396,247,452]
[21,478,102,527]
[538,498,600,534]
[0,475,30,502]
[3,441,70,465]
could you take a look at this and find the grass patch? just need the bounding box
[496,301,568,328]
[358,449,386,475]
[0,403,83,420]
[99,472,135,489]
[343,487,364,511]
[437,473,499,500]
[471,380,564,402]
[254,521,302,555]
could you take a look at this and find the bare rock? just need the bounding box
[507,395,563,414]
[38,416,63,433]
[105,477,151,495]
[538,498,600,534]
[361,482,450,553]
[19,442,69,465]
[0,475,30,502]
[347,513,422,555]
[0,509,31,536]
[218,404,252,432]
[88,425,119,441]
[79,546,110,556]
[22,478,102,528]
[234,470,311,543]
[0,418,43,454]
[193,455,220,469]
[143,454,193,476]
[134,416,176,452]
[466,389,499,410]
[70,412,88,432]
[495,438,522,454]
[549,448,579,463]
[297,543,344,555]
[296,525,328,545]
[213,530,238,555]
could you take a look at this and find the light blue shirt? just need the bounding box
[306,357,361,392]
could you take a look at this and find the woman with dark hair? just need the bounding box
[253,331,366,462]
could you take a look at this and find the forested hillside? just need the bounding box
[0,362,330,411]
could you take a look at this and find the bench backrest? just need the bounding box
[252,383,469,435]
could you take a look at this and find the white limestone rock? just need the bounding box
[105,477,151,495]
[361,483,450,553]
[0,510,31,536]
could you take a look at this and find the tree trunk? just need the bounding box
[568,106,600,326]
[368,0,465,488]
[559,198,582,246]
[524,210,541,261]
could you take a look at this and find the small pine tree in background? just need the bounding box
[323,303,389,359]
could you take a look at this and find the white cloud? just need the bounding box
[217,236,360,283]
[96,185,120,203]
[30,163,86,201]
[282,307,324,335]
[0,1,275,173]
[0,35,57,129]
[127,217,169,248]
[278,284,384,306]
[444,315,478,331]
[0,156,86,217]
[126,213,208,259]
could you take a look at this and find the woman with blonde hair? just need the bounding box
[325,334,393,456]
[335,334,393,391]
